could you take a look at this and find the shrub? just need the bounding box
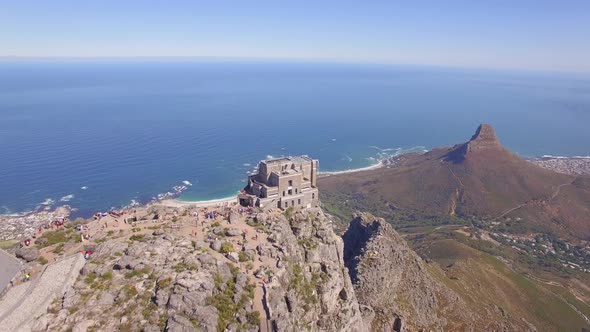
[157,277,172,289]
[129,234,145,242]
[103,271,113,280]
[238,252,250,262]
[53,243,65,254]
[246,311,260,326]
[220,242,234,254]
[283,207,295,219]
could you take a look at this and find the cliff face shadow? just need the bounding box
[341,215,380,283]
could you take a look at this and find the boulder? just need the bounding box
[255,213,268,223]
[225,228,242,237]
[210,240,222,252]
[228,212,240,224]
[15,246,40,262]
[190,305,218,332]
[226,252,240,263]
[166,314,197,332]
[72,319,95,332]
[211,227,224,235]
[34,237,48,246]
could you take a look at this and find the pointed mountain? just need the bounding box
[320,124,590,239]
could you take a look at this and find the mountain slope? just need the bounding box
[320,124,590,239]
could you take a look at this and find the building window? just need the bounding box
[283,191,285,197]
[288,189,292,195]
[312,193,315,199]
[295,188,298,194]
[292,200,294,206]
[298,199,301,205]
[285,201,288,207]
[288,180,293,186]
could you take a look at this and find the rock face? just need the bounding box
[468,123,501,150]
[445,123,504,163]
[342,212,468,331]
[259,208,367,331]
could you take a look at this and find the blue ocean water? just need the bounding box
[1,60,589,217]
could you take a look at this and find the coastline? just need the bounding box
[2,152,588,242]
[318,160,385,177]
[162,195,238,208]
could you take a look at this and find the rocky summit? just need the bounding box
[2,203,379,332]
[343,212,470,332]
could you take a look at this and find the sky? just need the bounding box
[1,0,590,72]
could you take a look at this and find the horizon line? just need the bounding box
[1,55,589,75]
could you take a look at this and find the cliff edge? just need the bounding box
[342,212,471,331]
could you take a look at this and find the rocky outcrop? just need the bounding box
[255,208,367,331]
[468,123,501,151]
[31,234,259,332]
[15,246,40,262]
[445,123,504,163]
[343,212,469,331]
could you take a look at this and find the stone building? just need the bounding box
[238,156,319,210]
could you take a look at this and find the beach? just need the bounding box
[161,196,238,208]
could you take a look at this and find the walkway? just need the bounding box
[0,254,85,332]
[0,248,22,296]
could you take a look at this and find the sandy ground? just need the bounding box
[160,196,238,208]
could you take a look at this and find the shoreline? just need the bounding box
[2,153,588,224]
[318,160,385,177]
[162,195,238,208]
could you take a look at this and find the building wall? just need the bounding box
[244,156,319,210]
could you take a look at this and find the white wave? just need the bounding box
[369,145,402,152]
[266,155,274,159]
[59,194,74,202]
[331,138,337,141]
[182,180,193,186]
[41,198,55,206]
[541,155,590,160]
[344,154,353,162]
[243,163,251,167]
[80,186,88,190]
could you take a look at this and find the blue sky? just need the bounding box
[1,1,590,72]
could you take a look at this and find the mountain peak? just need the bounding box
[466,123,501,153]
[444,124,502,163]
[470,124,499,145]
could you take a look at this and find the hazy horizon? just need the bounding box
[2,1,590,73]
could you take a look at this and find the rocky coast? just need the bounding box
[0,206,72,242]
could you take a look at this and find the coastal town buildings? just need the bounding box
[238,156,319,210]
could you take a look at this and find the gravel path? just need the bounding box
[0,254,85,332]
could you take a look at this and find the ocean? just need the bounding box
[1,60,589,217]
